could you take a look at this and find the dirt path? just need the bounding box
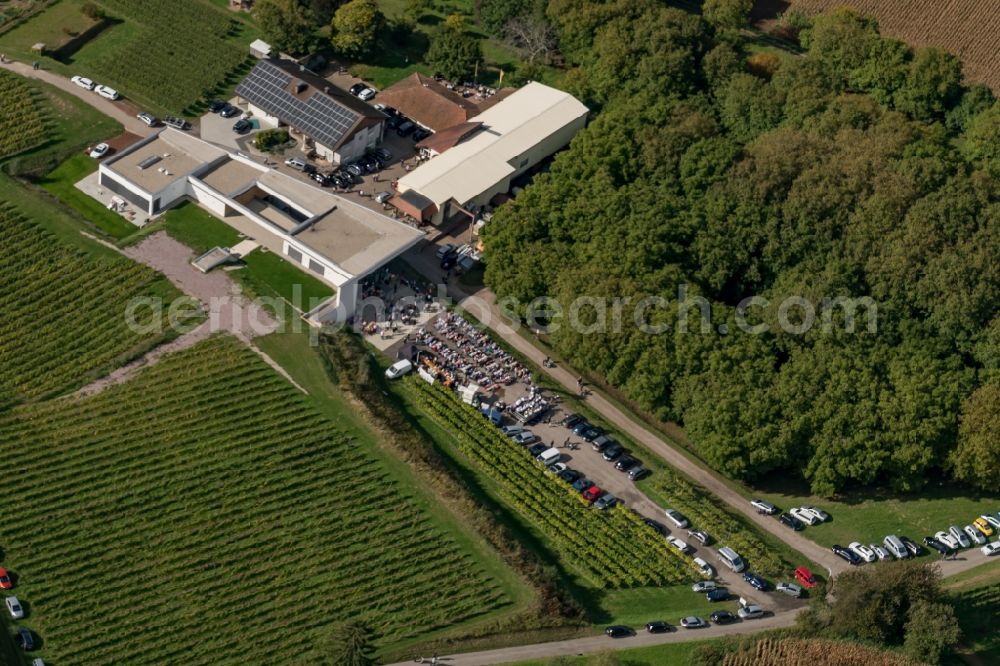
[72,320,216,398]
[0,59,151,135]
[70,232,305,395]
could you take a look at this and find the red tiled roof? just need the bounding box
[377,73,480,132]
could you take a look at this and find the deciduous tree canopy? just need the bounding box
[483,1,999,495]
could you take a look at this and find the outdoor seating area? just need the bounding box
[414,312,535,395]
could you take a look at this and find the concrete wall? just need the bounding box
[98,167,154,213]
[155,175,190,214]
[189,179,231,217]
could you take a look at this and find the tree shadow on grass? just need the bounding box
[752,469,999,509]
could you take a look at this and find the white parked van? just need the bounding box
[384,359,413,379]
[716,546,746,573]
[537,447,562,467]
[883,535,909,559]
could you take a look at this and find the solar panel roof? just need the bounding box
[236,60,367,150]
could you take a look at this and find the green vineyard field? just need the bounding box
[0,69,50,159]
[87,0,252,112]
[409,378,701,588]
[644,468,792,578]
[0,336,513,664]
[0,204,175,407]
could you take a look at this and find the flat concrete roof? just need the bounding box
[300,198,423,276]
[199,159,263,197]
[108,129,424,281]
[107,130,227,194]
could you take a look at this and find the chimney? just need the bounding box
[296,80,307,94]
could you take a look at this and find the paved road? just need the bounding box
[387,608,804,666]
[0,59,151,135]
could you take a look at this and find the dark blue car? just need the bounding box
[743,572,769,591]
[706,587,730,602]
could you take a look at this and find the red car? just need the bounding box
[582,486,603,503]
[0,567,11,590]
[794,565,817,588]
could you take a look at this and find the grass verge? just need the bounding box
[39,152,135,238]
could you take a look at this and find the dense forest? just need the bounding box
[482,0,1000,496]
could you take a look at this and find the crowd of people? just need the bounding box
[414,312,534,394]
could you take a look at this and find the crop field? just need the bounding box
[0,336,514,664]
[0,0,254,113]
[86,0,252,111]
[410,379,700,588]
[753,0,1000,93]
[723,638,921,665]
[0,69,50,159]
[0,203,175,407]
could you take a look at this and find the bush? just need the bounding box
[253,128,289,151]
[81,2,104,20]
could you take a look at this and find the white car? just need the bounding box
[546,462,568,475]
[136,111,158,127]
[384,359,412,379]
[949,525,971,549]
[664,509,689,528]
[94,84,119,100]
[692,556,714,577]
[935,531,959,549]
[849,542,877,563]
[71,75,95,90]
[982,541,1000,556]
[870,544,889,560]
[692,580,717,593]
[667,536,692,554]
[790,507,822,526]
[801,505,829,522]
[750,499,777,515]
[737,604,765,619]
[89,142,109,158]
[5,596,24,619]
[983,515,1000,531]
[358,87,376,101]
[964,525,986,545]
[775,582,802,597]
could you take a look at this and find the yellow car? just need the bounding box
[974,517,994,537]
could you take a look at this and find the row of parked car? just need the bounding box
[372,103,432,142]
[2,564,44,662]
[70,74,118,100]
[135,111,188,130]
[283,147,394,190]
[921,514,1000,558]
[604,594,769,638]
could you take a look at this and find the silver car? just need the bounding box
[775,582,802,597]
[5,596,24,619]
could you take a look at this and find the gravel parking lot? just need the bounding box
[400,309,803,614]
